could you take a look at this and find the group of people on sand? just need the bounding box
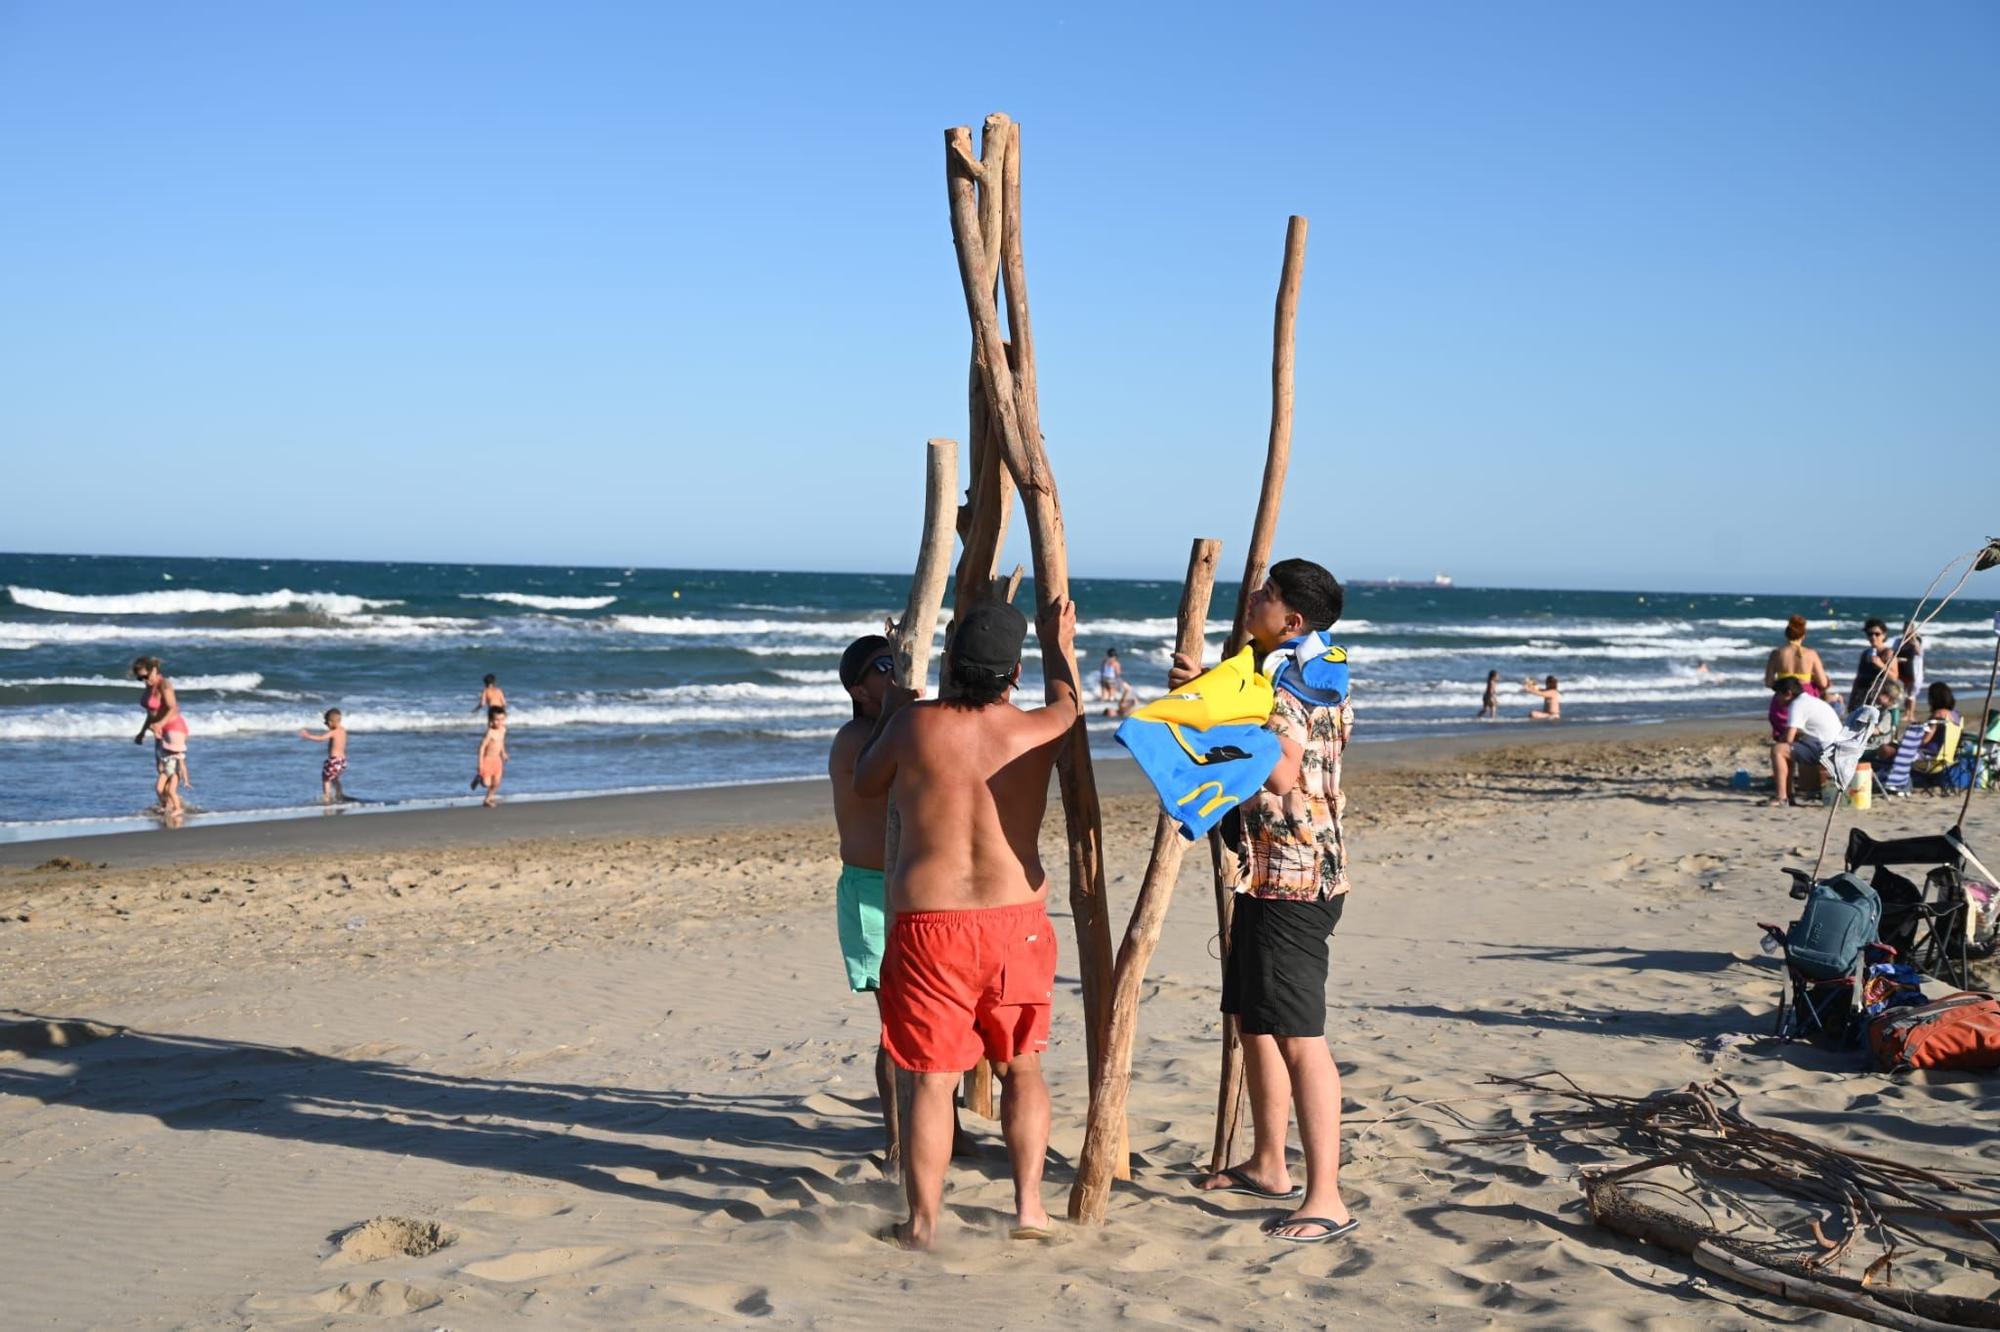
[1475,669,1562,721]
[130,660,514,818]
[826,558,1359,1250]
[1762,614,1958,805]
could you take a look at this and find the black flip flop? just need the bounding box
[1261,1216,1359,1243]
[1205,1166,1304,1200]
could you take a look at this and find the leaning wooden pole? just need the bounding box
[944,117,1119,1117]
[1071,538,1222,1224]
[881,438,960,1170]
[1208,214,1308,1173]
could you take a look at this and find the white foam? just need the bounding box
[613,614,914,639]
[464,592,618,611]
[771,668,843,684]
[5,585,399,616]
[0,618,493,647]
[0,672,265,693]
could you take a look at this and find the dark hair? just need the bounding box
[324,708,341,724]
[1487,669,1500,682]
[1266,558,1343,631]
[1545,675,1559,691]
[483,674,497,686]
[131,655,161,677]
[1864,618,1889,636]
[1105,648,1118,658]
[488,705,506,720]
[1774,676,1805,698]
[1929,682,1956,712]
[946,656,1015,708]
[1785,615,1807,642]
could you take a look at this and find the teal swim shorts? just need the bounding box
[836,864,887,992]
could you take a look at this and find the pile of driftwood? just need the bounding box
[1463,1072,2000,1330]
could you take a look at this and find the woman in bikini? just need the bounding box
[1523,675,1562,721]
[131,656,192,816]
[1763,615,1831,740]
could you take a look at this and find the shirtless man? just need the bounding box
[855,597,1078,1250]
[827,634,901,1166]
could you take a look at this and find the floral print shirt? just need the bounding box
[1242,690,1350,902]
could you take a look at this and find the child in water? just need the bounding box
[297,708,351,803]
[1477,670,1500,720]
[474,705,510,807]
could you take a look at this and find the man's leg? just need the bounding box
[1770,741,1792,803]
[1267,1034,1353,1238]
[871,991,898,1169]
[898,1071,958,1249]
[992,1054,1050,1232]
[1197,1030,1295,1194]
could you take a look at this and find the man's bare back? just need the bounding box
[855,600,1077,914]
[827,718,890,872]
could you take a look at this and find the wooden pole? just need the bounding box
[882,438,960,1173]
[1070,538,1222,1223]
[945,116,1118,1129]
[1208,214,1308,1173]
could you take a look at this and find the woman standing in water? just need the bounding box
[131,656,191,816]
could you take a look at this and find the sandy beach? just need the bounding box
[3,716,1995,1329]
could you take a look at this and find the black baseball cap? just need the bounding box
[839,634,893,689]
[952,603,1027,679]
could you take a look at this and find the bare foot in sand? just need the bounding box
[883,1218,933,1250]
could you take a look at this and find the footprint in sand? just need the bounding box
[454,1194,572,1218]
[460,1246,620,1283]
[245,1279,443,1316]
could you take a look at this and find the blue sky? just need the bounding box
[0,2,1992,595]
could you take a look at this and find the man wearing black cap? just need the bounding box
[828,632,898,1165]
[854,596,1078,1249]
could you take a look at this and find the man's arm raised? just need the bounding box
[1029,598,1081,739]
[853,685,919,797]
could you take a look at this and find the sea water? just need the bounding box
[2,552,1994,837]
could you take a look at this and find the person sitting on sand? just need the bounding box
[297,708,351,803]
[1103,676,1139,719]
[853,597,1078,1250]
[131,656,192,817]
[1523,675,1562,721]
[1769,677,1843,806]
[474,673,506,716]
[1477,669,1500,720]
[474,706,509,807]
[827,633,905,1168]
[1097,647,1123,702]
[1764,615,1830,740]
[1182,559,1358,1245]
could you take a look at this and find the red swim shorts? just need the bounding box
[880,901,1057,1074]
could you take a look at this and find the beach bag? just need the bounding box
[1939,746,1978,792]
[1785,874,1881,981]
[1868,992,2000,1073]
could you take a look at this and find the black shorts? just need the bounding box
[1221,893,1345,1038]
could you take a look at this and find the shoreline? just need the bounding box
[0,713,1761,869]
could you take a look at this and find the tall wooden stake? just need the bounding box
[882,438,960,1170]
[944,115,1118,1130]
[1070,538,1222,1223]
[1208,214,1308,1173]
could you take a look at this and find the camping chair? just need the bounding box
[1878,722,1929,795]
[1979,711,2000,790]
[1841,825,1997,987]
[1761,872,1893,1045]
[1910,719,1965,793]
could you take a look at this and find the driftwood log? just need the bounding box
[1467,1073,2000,1330]
[1069,538,1223,1222]
[944,115,1119,1132]
[1208,214,1309,1172]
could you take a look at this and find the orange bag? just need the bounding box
[1869,992,2000,1073]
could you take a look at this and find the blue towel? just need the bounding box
[1115,715,1281,840]
[1264,632,1350,708]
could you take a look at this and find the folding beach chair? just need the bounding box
[1878,722,1929,795]
[1841,825,1998,987]
[1910,719,1966,794]
[1760,872,1890,1045]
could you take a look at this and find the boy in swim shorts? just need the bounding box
[475,706,509,807]
[297,708,350,803]
[853,597,1079,1249]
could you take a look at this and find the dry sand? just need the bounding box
[2,720,1996,1329]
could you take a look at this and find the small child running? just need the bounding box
[297,708,351,803]
[474,705,509,807]
[474,673,506,715]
